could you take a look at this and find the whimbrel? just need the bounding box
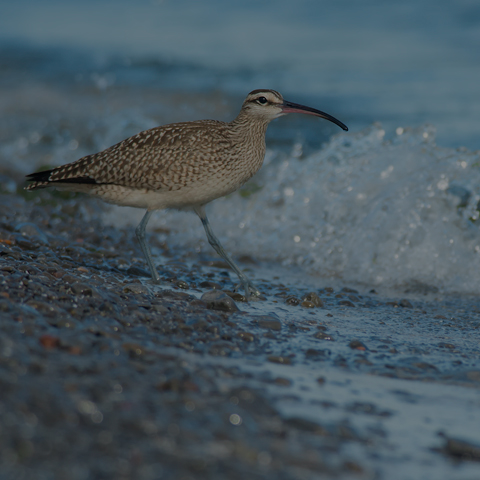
[26,89,348,298]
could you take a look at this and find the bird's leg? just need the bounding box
[194,206,260,300]
[135,210,160,283]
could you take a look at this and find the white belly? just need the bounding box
[84,177,241,211]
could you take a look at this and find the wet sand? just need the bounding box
[1,181,480,480]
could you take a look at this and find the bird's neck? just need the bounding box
[229,110,271,139]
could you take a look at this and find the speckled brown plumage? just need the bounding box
[25,89,347,298]
[26,92,282,210]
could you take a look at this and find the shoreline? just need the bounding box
[1,186,480,479]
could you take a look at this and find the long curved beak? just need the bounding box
[281,100,348,131]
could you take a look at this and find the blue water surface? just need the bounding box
[1,0,479,149]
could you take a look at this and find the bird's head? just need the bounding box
[241,89,348,131]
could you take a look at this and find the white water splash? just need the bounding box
[105,124,480,294]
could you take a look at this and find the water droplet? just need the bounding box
[229,414,242,426]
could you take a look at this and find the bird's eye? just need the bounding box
[257,96,267,105]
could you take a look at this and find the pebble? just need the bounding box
[285,296,300,306]
[69,282,94,296]
[39,334,60,349]
[441,434,480,461]
[237,331,255,342]
[199,280,223,290]
[301,300,316,308]
[255,316,282,331]
[313,331,335,341]
[267,356,292,365]
[224,290,247,302]
[122,283,150,295]
[349,340,367,351]
[15,237,37,250]
[302,292,324,307]
[201,290,239,312]
[399,299,413,308]
[63,274,81,284]
[126,266,150,277]
[15,222,49,244]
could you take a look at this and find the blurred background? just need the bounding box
[1,0,480,292]
[1,0,479,174]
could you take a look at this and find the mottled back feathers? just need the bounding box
[26,90,286,206]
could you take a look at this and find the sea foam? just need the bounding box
[105,124,480,294]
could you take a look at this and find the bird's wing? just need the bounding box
[26,120,230,191]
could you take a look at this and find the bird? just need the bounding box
[25,89,348,299]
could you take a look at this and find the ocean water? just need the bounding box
[2,1,480,295]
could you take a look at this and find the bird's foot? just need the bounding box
[149,273,162,285]
[234,282,262,302]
